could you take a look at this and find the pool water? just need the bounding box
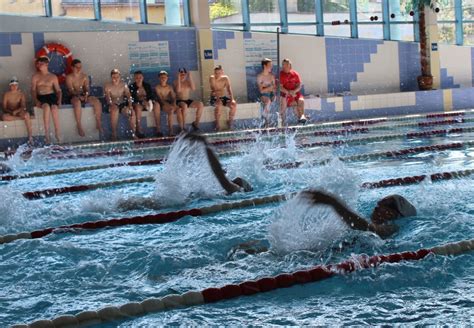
[1,113,473,326]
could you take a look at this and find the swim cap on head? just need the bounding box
[9,77,19,85]
[232,177,253,192]
[378,195,417,217]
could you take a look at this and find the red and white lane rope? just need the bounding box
[0,194,290,245]
[43,125,474,161]
[265,141,472,170]
[19,238,474,328]
[67,110,472,151]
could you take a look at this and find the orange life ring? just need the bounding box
[36,43,74,84]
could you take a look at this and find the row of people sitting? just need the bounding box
[1,56,306,144]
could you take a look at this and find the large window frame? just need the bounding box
[1,0,191,27]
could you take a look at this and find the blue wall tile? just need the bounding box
[10,33,22,45]
[452,88,474,110]
[0,45,12,57]
[399,42,420,92]
[440,68,460,89]
[33,33,45,53]
[326,38,382,94]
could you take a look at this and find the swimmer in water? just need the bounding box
[118,132,252,211]
[0,162,11,174]
[230,189,416,256]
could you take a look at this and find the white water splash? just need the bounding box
[152,135,224,206]
[0,186,43,234]
[268,195,350,254]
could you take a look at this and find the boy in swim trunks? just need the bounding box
[104,69,133,141]
[209,65,237,131]
[155,71,178,136]
[65,59,103,137]
[174,67,203,132]
[129,70,163,138]
[279,58,307,126]
[2,77,33,144]
[257,58,276,128]
[31,56,62,144]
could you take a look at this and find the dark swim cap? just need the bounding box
[232,177,253,192]
[377,195,417,217]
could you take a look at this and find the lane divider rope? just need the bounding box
[43,125,474,161]
[67,110,472,151]
[265,141,471,170]
[19,238,474,328]
[0,194,291,245]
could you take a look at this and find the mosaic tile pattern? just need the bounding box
[440,68,460,89]
[326,38,383,93]
[399,42,420,92]
[212,30,235,60]
[0,33,22,57]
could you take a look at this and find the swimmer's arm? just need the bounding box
[31,75,40,106]
[169,88,177,104]
[65,75,75,96]
[188,73,196,91]
[257,75,265,93]
[53,76,62,105]
[83,75,90,99]
[301,190,371,232]
[225,77,234,101]
[205,146,240,194]
[104,84,112,104]
[209,75,217,95]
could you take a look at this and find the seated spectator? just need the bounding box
[129,71,163,138]
[257,58,276,128]
[65,59,103,137]
[31,56,62,144]
[279,58,307,126]
[173,67,203,132]
[104,69,133,141]
[155,71,178,136]
[2,77,33,145]
[209,65,237,131]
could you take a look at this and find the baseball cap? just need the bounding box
[159,70,168,76]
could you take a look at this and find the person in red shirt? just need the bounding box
[279,58,307,126]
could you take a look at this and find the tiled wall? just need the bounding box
[0,29,199,103]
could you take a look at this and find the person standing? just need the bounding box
[2,77,33,144]
[65,59,103,137]
[279,58,307,126]
[31,56,62,144]
[209,65,237,131]
[129,71,163,138]
[174,67,203,132]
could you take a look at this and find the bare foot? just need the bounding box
[77,125,85,137]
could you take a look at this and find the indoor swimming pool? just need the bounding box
[1,111,473,326]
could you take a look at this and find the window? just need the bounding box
[287,0,317,35]
[0,0,45,16]
[357,0,383,39]
[51,0,95,19]
[209,0,244,30]
[437,0,456,44]
[249,0,281,32]
[148,0,185,25]
[323,0,350,37]
[463,0,474,44]
[388,0,415,41]
[101,0,140,23]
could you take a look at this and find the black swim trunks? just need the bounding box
[210,96,231,107]
[37,93,58,106]
[177,99,194,107]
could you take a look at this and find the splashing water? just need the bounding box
[0,186,43,234]
[268,195,350,254]
[267,159,362,254]
[152,135,224,205]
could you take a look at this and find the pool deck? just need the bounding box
[1,87,473,152]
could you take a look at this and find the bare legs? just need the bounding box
[177,101,203,131]
[2,111,33,144]
[71,96,103,138]
[279,97,305,126]
[71,97,85,137]
[42,104,61,144]
[162,103,177,136]
[152,102,163,136]
[214,100,237,131]
[260,96,272,127]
